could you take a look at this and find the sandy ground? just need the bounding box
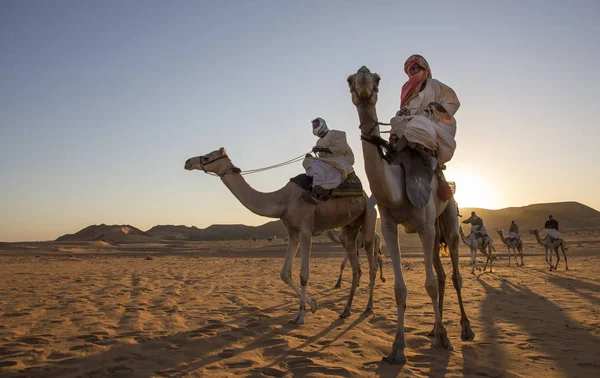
[1,235,599,377]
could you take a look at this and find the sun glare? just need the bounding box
[446,168,505,210]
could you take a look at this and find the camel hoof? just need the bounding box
[363,306,373,315]
[288,316,304,325]
[310,299,318,314]
[339,306,352,319]
[380,277,386,283]
[427,327,436,337]
[334,283,341,289]
[433,328,453,350]
[461,321,475,341]
[382,350,407,365]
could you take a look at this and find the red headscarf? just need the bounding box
[400,55,432,108]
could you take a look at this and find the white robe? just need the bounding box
[391,78,460,164]
[303,130,354,189]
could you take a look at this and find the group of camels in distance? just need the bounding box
[184,65,570,364]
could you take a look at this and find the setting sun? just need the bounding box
[446,167,507,210]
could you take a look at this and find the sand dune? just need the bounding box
[1,236,599,377]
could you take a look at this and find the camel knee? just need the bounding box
[280,269,291,283]
[299,268,309,287]
[452,273,463,290]
[425,277,439,298]
[394,284,408,307]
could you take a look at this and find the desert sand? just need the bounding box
[1,234,599,377]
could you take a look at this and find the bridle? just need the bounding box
[199,154,240,177]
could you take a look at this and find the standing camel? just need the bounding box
[347,66,475,364]
[496,229,524,266]
[459,226,493,273]
[185,148,377,323]
[326,229,386,288]
[529,228,569,271]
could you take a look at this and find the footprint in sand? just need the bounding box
[47,352,76,360]
[16,336,51,345]
[225,360,255,369]
[0,361,18,367]
[256,367,287,377]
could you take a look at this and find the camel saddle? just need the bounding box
[388,147,434,208]
[290,172,364,200]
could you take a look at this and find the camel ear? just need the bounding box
[347,75,355,89]
[373,73,381,89]
[219,147,226,155]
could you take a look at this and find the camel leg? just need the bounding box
[419,222,452,350]
[428,218,446,337]
[553,246,560,271]
[280,235,315,312]
[561,244,569,270]
[361,208,378,313]
[548,244,554,271]
[380,209,408,364]
[335,255,349,288]
[287,230,316,324]
[339,225,361,318]
[519,242,525,266]
[378,251,386,282]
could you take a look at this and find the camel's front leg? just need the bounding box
[507,247,512,266]
[335,255,349,288]
[380,210,407,364]
[289,230,314,324]
[553,246,561,271]
[419,224,452,350]
[561,244,569,270]
[339,227,360,318]
[280,235,317,322]
[429,219,446,337]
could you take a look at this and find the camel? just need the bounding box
[184,148,378,324]
[347,66,474,364]
[497,229,524,267]
[459,226,493,273]
[529,228,569,271]
[326,229,386,288]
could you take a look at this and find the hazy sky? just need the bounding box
[1,0,599,241]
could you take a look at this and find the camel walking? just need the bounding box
[530,228,569,271]
[185,148,377,324]
[497,229,524,266]
[326,229,385,288]
[459,226,493,273]
[347,66,474,364]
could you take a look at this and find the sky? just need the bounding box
[1,0,599,241]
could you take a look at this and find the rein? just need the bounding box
[201,153,307,178]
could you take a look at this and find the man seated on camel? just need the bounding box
[544,215,561,240]
[388,55,460,168]
[301,117,355,204]
[509,220,520,241]
[462,211,489,244]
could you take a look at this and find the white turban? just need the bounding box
[312,117,329,137]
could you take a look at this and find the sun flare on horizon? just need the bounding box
[446,168,506,210]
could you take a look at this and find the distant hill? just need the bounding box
[460,202,600,232]
[56,224,157,244]
[56,202,600,243]
[146,220,287,241]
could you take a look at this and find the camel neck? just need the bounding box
[358,104,404,207]
[220,173,289,219]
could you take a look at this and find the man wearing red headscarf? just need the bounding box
[391,55,460,165]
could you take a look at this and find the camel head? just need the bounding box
[347,66,381,108]
[458,225,465,235]
[184,147,237,176]
[497,229,504,236]
[529,228,539,235]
